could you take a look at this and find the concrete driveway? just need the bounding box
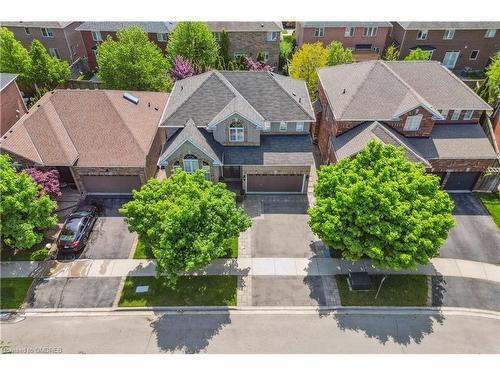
[245,195,325,258]
[27,277,122,308]
[439,194,500,264]
[80,197,136,259]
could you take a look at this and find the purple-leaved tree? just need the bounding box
[25,168,61,199]
[244,56,273,72]
[170,55,196,81]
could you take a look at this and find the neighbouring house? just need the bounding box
[205,22,283,67]
[295,22,392,61]
[0,22,87,65]
[0,89,169,195]
[158,70,316,194]
[75,22,176,71]
[0,73,27,137]
[390,22,500,73]
[314,60,498,191]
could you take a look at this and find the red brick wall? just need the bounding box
[386,107,435,137]
[0,80,27,136]
[81,30,168,71]
[429,158,494,172]
[297,24,391,56]
[391,25,500,71]
[435,110,483,124]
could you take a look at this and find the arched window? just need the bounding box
[183,154,198,173]
[229,120,244,142]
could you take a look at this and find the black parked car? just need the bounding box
[56,205,98,259]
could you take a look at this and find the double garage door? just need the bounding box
[81,175,142,194]
[246,174,305,193]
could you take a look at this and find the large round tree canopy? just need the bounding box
[308,141,455,270]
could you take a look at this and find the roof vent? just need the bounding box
[342,89,346,94]
[292,91,296,96]
[299,98,301,103]
[123,92,139,104]
[261,23,264,28]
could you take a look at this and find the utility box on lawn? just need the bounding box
[347,272,372,291]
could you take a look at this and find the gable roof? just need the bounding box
[161,70,315,127]
[0,73,18,91]
[395,22,500,30]
[76,22,176,33]
[317,60,491,121]
[205,22,282,32]
[158,120,222,165]
[301,21,392,28]
[1,21,74,28]
[332,121,431,166]
[1,90,169,167]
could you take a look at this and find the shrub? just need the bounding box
[30,248,49,261]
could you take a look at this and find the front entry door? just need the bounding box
[443,51,460,69]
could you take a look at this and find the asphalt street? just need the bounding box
[2,309,499,354]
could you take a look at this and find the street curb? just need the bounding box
[2,306,499,320]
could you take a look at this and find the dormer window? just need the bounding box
[183,154,198,173]
[404,114,423,131]
[229,120,244,142]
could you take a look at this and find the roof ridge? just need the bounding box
[161,71,215,124]
[379,60,440,117]
[105,91,147,156]
[214,71,265,121]
[337,61,378,119]
[268,72,315,120]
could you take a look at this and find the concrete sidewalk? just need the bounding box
[1,257,499,283]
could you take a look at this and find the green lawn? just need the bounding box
[0,278,33,309]
[476,192,500,228]
[335,275,428,307]
[119,276,237,307]
[133,238,238,259]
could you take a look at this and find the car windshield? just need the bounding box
[59,218,82,241]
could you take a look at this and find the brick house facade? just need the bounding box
[1,22,86,65]
[295,22,392,59]
[390,22,500,72]
[0,74,27,136]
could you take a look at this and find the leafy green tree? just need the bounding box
[309,141,455,270]
[476,51,500,106]
[97,26,172,91]
[0,27,31,85]
[279,38,294,74]
[119,169,251,284]
[326,41,353,66]
[0,154,57,250]
[404,48,431,61]
[167,22,219,71]
[383,45,400,61]
[28,40,70,90]
[289,42,328,100]
[218,29,230,65]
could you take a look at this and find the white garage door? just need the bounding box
[81,175,142,194]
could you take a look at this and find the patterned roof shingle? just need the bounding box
[205,22,282,32]
[76,21,176,33]
[395,22,500,30]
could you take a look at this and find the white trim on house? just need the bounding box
[451,110,461,120]
[41,27,54,37]
[157,139,222,167]
[416,29,428,40]
[91,31,102,42]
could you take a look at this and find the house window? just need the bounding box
[470,50,479,60]
[183,155,199,173]
[234,52,247,59]
[416,30,428,40]
[263,121,271,131]
[451,110,461,121]
[213,32,221,42]
[41,28,54,37]
[202,161,211,180]
[404,114,423,131]
[91,31,102,42]
[464,110,474,120]
[266,31,278,41]
[279,121,287,132]
[157,33,167,42]
[443,29,455,40]
[344,27,355,37]
[24,27,30,35]
[172,161,181,173]
[49,48,60,59]
[485,29,497,38]
[363,27,377,37]
[296,122,305,132]
[260,51,269,62]
[314,27,324,37]
[440,110,449,119]
[229,121,244,142]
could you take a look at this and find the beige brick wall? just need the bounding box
[213,115,260,146]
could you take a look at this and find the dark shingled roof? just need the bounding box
[222,135,314,165]
[205,22,282,32]
[76,22,176,33]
